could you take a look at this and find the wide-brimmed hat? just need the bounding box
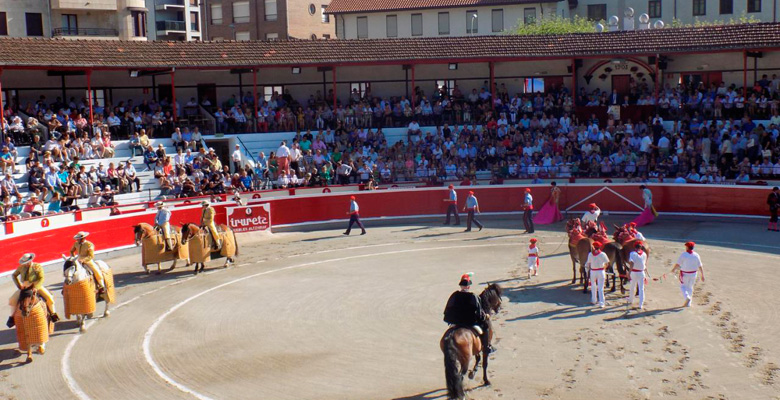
[73,231,89,240]
[155,201,165,208]
[201,201,210,206]
[19,253,35,264]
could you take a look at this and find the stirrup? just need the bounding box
[472,325,483,335]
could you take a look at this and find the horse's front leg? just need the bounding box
[571,257,577,284]
[168,258,177,271]
[582,267,589,294]
[103,298,111,318]
[143,264,150,275]
[26,348,32,363]
[156,262,162,275]
[78,315,87,333]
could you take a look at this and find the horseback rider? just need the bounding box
[7,253,60,328]
[155,201,174,251]
[627,222,645,241]
[582,203,601,224]
[201,200,221,250]
[443,272,495,354]
[70,232,105,294]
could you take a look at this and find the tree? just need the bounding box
[509,16,596,36]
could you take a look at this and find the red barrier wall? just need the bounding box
[0,184,769,273]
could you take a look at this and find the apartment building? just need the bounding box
[203,0,334,41]
[567,0,778,25]
[147,0,203,40]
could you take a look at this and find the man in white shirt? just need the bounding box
[232,144,243,172]
[585,241,610,308]
[627,241,650,310]
[671,241,705,307]
[582,203,601,224]
[276,141,291,175]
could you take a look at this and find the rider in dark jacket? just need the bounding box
[443,273,494,353]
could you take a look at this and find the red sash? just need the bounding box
[679,270,697,283]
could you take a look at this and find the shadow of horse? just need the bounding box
[414,232,461,239]
[392,388,449,400]
[464,234,517,241]
[0,348,26,371]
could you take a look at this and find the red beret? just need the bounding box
[469,191,474,195]
[588,203,598,208]
[685,241,695,248]
[350,196,355,200]
[525,188,531,192]
[592,241,603,249]
[629,222,637,227]
[448,184,454,189]
[530,238,538,243]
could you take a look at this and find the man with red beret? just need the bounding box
[671,241,705,307]
[582,203,601,224]
[343,195,366,235]
[463,190,483,232]
[443,184,460,225]
[443,272,494,353]
[628,222,645,241]
[585,241,610,307]
[627,241,650,310]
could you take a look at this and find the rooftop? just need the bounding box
[325,0,552,14]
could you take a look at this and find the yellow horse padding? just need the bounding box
[14,301,53,352]
[63,278,97,319]
[102,266,116,304]
[141,231,189,266]
[188,228,237,264]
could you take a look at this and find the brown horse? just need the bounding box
[180,223,239,274]
[612,225,651,287]
[567,219,626,294]
[133,222,189,274]
[440,283,502,399]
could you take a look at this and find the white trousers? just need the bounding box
[590,269,606,306]
[628,271,645,307]
[527,257,537,271]
[680,272,698,302]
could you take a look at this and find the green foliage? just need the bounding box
[670,12,761,28]
[508,16,596,36]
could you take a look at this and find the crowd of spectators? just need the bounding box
[3,72,780,220]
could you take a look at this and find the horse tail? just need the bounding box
[615,244,625,279]
[443,330,464,400]
[232,230,239,256]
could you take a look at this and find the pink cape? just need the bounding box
[534,200,563,225]
[632,207,656,227]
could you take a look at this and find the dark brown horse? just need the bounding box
[440,283,502,400]
[567,219,626,293]
[613,225,651,288]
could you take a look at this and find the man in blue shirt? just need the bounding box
[523,188,535,234]
[343,196,366,235]
[463,191,483,232]
[443,184,460,225]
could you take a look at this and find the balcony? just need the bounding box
[51,0,117,11]
[52,27,120,37]
[156,20,186,32]
[155,0,185,11]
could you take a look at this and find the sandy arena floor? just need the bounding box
[0,215,779,400]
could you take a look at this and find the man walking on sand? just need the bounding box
[671,241,705,307]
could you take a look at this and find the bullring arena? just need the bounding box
[1,185,779,400]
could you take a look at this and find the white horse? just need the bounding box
[62,256,112,333]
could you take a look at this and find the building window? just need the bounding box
[466,10,478,34]
[438,12,449,35]
[264,85,283,101]
[233,1,250,23]
[748,0,761,12]
[236,31,250,40]
[436,80,456,95]
[386,15,397,37]
[322,33,330,38]
[265,0,277,21]
[87,89,106,107]
[132,11,147,37]
[356,16,368,38]
[0,12,7,36]
[350,82,370,97]
[491,9,503,32]
[411,13,423,36]
[693,0,706,15]
[523,8,536,24]
[524,78,545,93]
[321,5,329,22]
[210,4,222,24]
[25,13,43,37]
[190,12,199,31]
[265,32,278,39]
[587,4,606,21]
[62,14,78,35]
[719,0,733,13]
[648,0,662,17]
[309,4,316,15]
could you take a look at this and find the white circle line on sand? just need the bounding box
[142,243,516,400]
[60,241,402,400]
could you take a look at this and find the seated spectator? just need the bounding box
[22,194,44,217]
[129,131,144,157]
[99,185,116,206]
[144,145,158,171]
[48,192,63,213]
[2,173,21,200]
[0,146,16,174]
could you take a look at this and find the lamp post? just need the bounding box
[470,14,477,34]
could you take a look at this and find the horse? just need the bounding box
[133,222,189,274]
[180,223,239,275]
[567,219,626,294]
[612,225,651,289]
[15,288,54,363]
[440,283,503,400]
[62,255,112,332]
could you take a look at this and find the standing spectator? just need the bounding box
[343,195,366,235]
[276,141,291,175]
[463,190,483,232]
[522,188,535,234]
[232,144,243,172]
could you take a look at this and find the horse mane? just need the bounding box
[480,283,503,313]
[18,288,36,304]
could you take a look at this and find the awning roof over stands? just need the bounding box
[0,23,777,70]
